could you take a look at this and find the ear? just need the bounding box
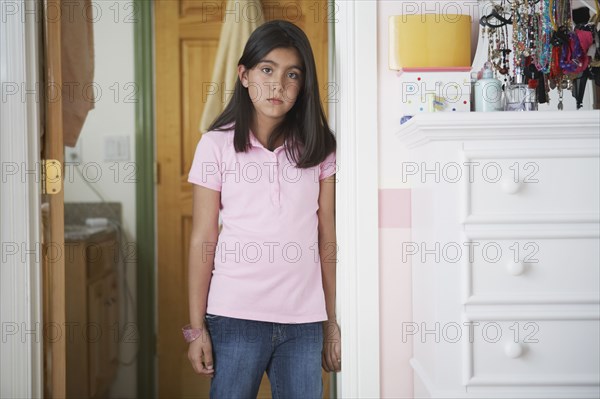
[238,65,249,88]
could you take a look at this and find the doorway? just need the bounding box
[152,1,331,397]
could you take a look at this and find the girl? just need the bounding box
[183,20,340,398]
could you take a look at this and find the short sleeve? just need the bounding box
[188,133,222,191]
[319,150,337,180]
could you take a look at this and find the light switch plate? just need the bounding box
[104,136,130,162]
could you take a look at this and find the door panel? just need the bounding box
[41,0,66,397]
[155,1,331,397]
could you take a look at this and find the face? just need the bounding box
[238,47,304,125]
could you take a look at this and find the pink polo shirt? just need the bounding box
[188,126,336,323]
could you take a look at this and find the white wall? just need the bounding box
[63,1,137,397]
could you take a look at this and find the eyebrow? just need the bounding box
[258,59,304,71]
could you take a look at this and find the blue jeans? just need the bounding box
[204,313,324,399]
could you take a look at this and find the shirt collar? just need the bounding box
[249,129,288,150]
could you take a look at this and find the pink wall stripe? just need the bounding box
[378,189,411,228]
[379,229,414,398]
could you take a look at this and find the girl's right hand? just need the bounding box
[187,325,215,378]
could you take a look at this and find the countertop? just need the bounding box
[64,224,118,242]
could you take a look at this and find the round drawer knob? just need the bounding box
[504,342,524,358]
[506,261,525,276]
[501,178,522,194]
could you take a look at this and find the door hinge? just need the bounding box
[42,159,62,195]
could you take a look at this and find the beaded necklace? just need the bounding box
[484,1,512,77]
[512,0,522,73]
[552,0,573,109]
[535,0,552,73]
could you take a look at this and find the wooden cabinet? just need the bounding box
[65,226,119,398]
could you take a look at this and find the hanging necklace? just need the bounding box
[485,1,512,76]
[536,0,552,73]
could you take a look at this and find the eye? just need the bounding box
[261,67,272,74]
[288,71,300,79]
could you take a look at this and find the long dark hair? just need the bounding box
[207,20,336,168]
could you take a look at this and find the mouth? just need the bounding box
[267,98,283,105]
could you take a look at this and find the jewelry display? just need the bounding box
[478,0,600,110]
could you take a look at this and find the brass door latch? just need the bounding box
[42,159,62,195]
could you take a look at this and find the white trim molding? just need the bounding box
[0,0,43,397]
[396,111,600,149]
[334,1,380,398]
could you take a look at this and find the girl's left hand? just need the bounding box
[322,320,341,372]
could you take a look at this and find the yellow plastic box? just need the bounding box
[389,14,472,70]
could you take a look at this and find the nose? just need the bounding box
[273,73,286,90]
[265,75,285,99]
[273,78,284,92]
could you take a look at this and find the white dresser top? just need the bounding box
[396,111,600,148]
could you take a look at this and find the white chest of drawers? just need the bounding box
[396,111,600,398]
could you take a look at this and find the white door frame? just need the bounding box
[0,0,44,397]
[333,1,380,397]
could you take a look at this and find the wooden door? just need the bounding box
[155,1,330,397]
[87,278,105,398]
[41,0,66,397]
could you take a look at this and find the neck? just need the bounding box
[250,113,284,148]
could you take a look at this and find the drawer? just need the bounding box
[466,319,600,387]
[463,149,599,223]
[466,237,600,305]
